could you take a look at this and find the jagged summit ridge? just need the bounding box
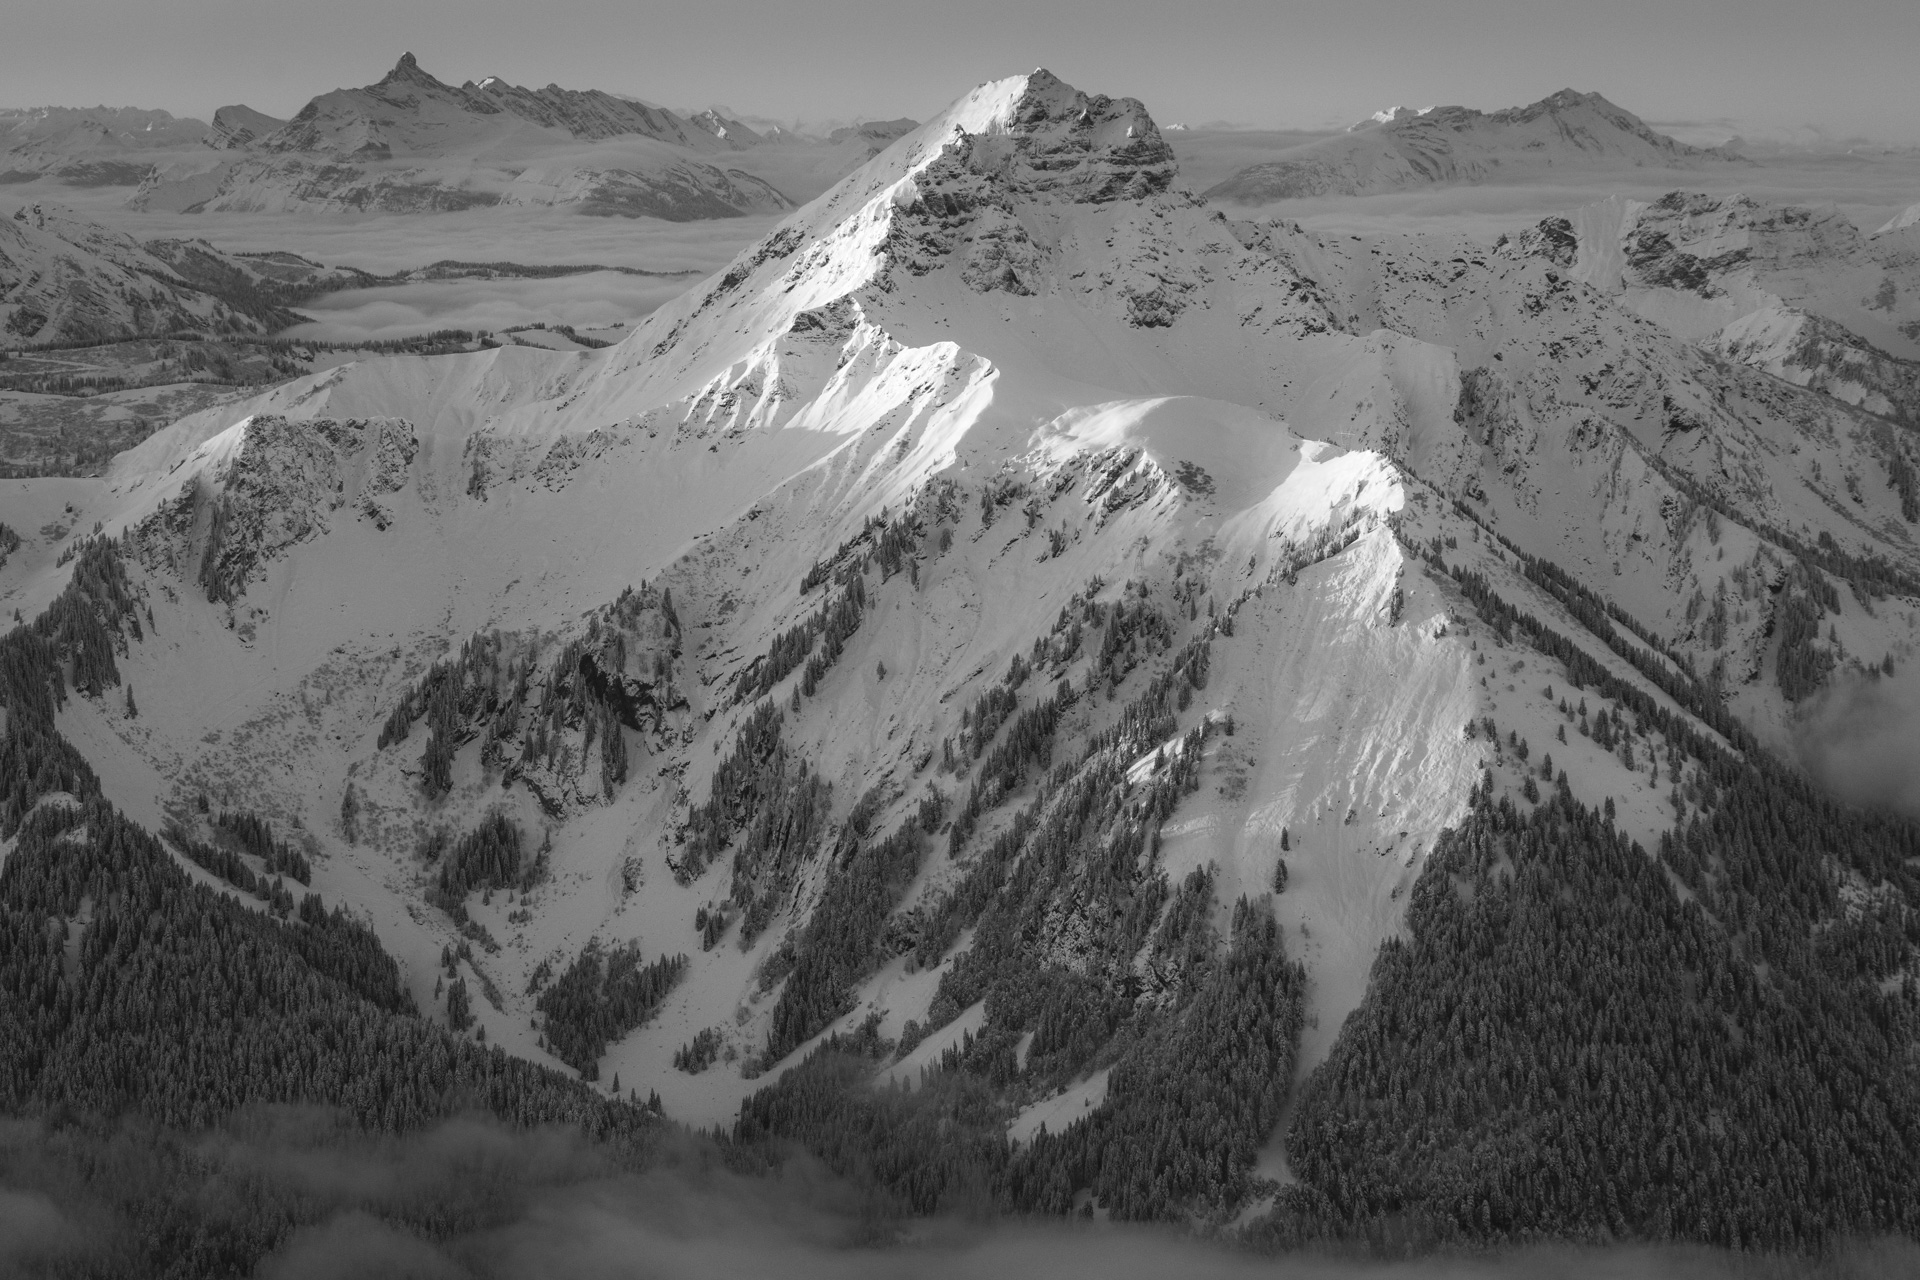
[971,68,1177,201]
[1348,105,1430,131]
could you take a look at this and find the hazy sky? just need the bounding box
[6,0,1918,142]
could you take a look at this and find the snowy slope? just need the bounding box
[12,68,1920,1137]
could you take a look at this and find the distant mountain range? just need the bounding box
[1,55,924,219]
[1205,89,1745,201]
[5,76,1787,223]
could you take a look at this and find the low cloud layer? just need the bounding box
[283,272,693,343]
[124,207,780,277]
[1796,663,1920,817]
[0,1187,74,1271]
[6,1110,1916,1279]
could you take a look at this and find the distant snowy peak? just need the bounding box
[1208,89,1739,202]
[688,109,765,148]
[1348,105,1431,131]
[1876,201,1920,236]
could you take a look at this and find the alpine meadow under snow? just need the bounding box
[3,58,1920,1276]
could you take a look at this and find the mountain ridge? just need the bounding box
[1206,88,1744,201]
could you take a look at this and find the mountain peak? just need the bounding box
[1349,105,1430,132]
[923,69,1175,203]
[380,51,443,89]
[1541,87,1598,108]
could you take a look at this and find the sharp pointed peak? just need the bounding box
[381,52,443,87]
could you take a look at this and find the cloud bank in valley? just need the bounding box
[1796,663,1920,818]
[283,272,695,343]
[6,1110,1914,1280]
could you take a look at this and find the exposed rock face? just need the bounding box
[130,415,419,602]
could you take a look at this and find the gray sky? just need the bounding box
[7,0,1919,142]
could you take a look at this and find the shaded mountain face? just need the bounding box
[4,68,1920,1260]
[1206,88,1740,201]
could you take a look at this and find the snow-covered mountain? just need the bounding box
[1207,89,1741,201]
[5,68,1920,1247]
[1878,201,1920,235]
[1346,105,1430,131]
